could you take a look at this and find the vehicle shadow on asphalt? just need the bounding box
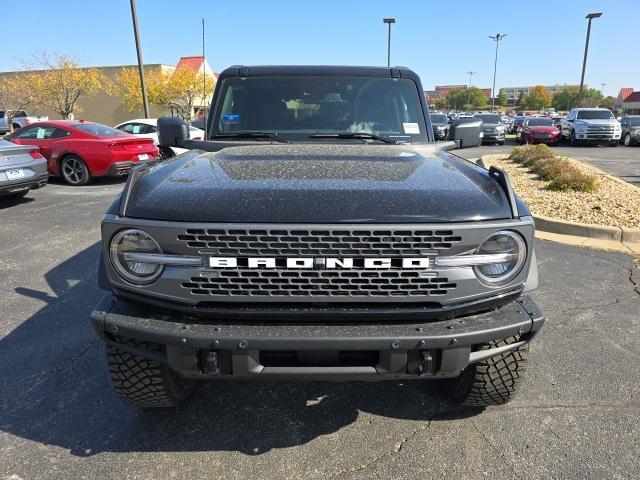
[0,243,480,457]
[0,195,35,210]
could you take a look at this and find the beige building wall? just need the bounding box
[0,64,177,126]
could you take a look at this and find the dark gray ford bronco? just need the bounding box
[91,66,544,408]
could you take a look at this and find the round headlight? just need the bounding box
[109,229,163,284]
[474,231,526,285]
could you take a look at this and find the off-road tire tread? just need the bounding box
[106,338,196,407]
[444,336,528,407]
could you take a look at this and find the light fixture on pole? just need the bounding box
[466,71,476,110]
[489,33,507,112]
[383,18,396,67]
[600,83,606,95]
[580,12,602,95]
[129,0,149,118]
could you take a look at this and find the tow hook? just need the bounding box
[201,350,220,375]
[417,351,434,375]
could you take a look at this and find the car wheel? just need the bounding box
[439,336,529,408]
[623,133,632,146]
[569,130,578,146]
[106,337,197,407]
[60,155,90,186]
[498,141,505,145]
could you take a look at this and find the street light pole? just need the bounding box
[580,12,602,95]
[489,33,507,112]
[383,18,396,67]
[129,0,149,118]
[466,71,476,111]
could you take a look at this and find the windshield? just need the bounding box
[577,110,614,120]
[214,76,428,142]
[527,118,554,126]
[430,114,447,123]
[75,123,129,136]
[475,114,501,123]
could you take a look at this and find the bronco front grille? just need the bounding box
[182,270,456,297]
[177,228,463,256]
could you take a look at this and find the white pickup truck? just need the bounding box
[560,108,621,146]
[0,111,49,135]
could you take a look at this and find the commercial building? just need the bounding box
[499,84,581,103]
[0,56,216,126]
[614,88,640,114]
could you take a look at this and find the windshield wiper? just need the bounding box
[211,132,288,143]
[308,132,398,144]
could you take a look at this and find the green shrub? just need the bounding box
[530,158,566,180]
[509,144,554,166]
[546,167,598,192]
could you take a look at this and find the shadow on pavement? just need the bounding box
[0,243,480,457]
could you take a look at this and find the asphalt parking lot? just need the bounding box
[456,139,640,186]
[1,173,639,480]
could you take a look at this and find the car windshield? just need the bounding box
[577,110,614,120]
[626,117,640,126]
[475,114,501,123]
[75,123,129,136]
[527,118,554,126]
[214,76,429,142]
[430,114,447,123]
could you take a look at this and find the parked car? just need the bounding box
[0,139,48,198]
[8,121,159,185]
[518,117,561,145]
[474,113,505,144]
[0,110,49,135]
[619,115,640,146]
[509,116,525,134]
[115,118,204,143]
[560,108,621,146]
[429,112,449,140]
[92,65,544,409]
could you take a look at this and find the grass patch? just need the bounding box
[508,145,598,193]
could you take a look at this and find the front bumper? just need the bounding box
[91,294,544,380]
[482,132,505,142]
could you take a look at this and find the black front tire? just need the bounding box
[440,336,529,408]
[623,134,632,146]
[569,130,578,146]
[106,338,197,408]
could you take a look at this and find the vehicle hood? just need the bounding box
[528,126,559,133]
[123,144,513,223]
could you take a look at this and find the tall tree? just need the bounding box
[552,86,580,111]
[578,88,604,108]
[118,67,216,120]
[523,85,553,111]
[19,53,109,119]
[445,87,487,110]
[0,77,32,132]
[495,90,508,107]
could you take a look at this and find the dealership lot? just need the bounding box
[457,140,640,186]
[1,174,638,480]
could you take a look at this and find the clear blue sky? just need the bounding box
[3,0,637,97]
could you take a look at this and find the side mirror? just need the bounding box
[157,116,189,148]
[448,118,483,149]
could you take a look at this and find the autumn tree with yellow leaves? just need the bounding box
[12,53,110,119]
[117,66,215,120]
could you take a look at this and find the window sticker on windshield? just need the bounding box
[223,114,240,123]
[403,122,420,134]
[36,127,46,139]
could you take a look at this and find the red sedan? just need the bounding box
[9,120,159,185]
[518,117,561,145]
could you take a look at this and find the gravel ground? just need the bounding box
[483,154,640,228]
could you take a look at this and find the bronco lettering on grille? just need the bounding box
[209,257,431,269]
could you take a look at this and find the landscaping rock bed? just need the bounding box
[483,151,640,228]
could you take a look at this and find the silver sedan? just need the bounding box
[0,139,48,199]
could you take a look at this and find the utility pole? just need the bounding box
[580,13,603,95]
[202,18,207,137]
[466,71,476,110]
[489,33,507,112]
[129,0,149,118]
[383,18,396,67]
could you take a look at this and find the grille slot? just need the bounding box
[177,229,462,256]
[182,270,457,297]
